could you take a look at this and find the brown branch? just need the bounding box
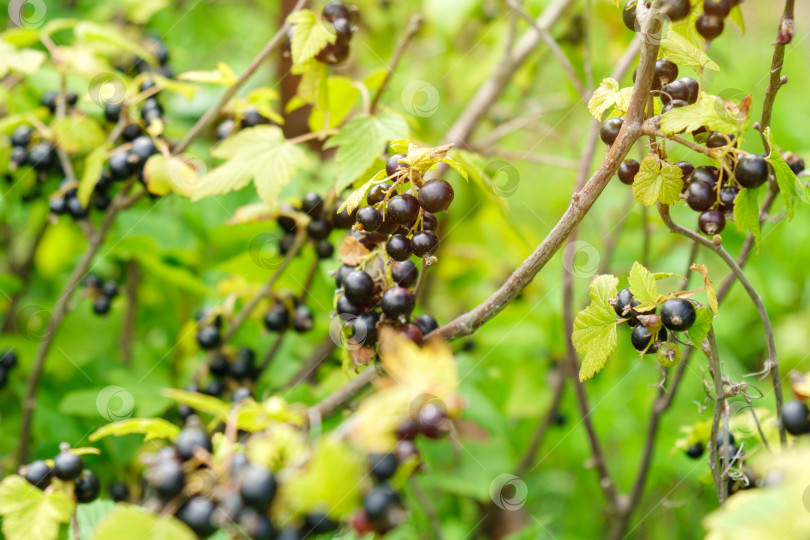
[119,259,140,366]
[309,366,377,418]
[368,14,424,115]
[657,204,786,446]
[704,329,728,503]
[174,0,309,154]
[258,333,286,374]
[759,0,795,136]
[284,334,336,388]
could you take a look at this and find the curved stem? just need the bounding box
[705,329,728,503]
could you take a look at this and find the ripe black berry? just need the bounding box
[334,206,357,228]
[94,191,111,211]
[209,354,230,377]
[130,136,157,167]
[381,287,415,320]
[782,400,810,435]
[678,77,700,104]
[28,143,55,171]
[660,80,689,105]
[367,182,392,205]
[333,17,353,40]
[176,428,212,460]
[391,260,418,288]
[654,59,679,88]
[418,179,454,213]
[613,288,639,318]
[704,0,731,17]
[11,125,32,147]
[10,146,28,166]
[719,186,739,211]
[196,326,221,350]
[306,218,332,240]
[304,512,338,535]
[622,1,637,31]
[323,1,350,21]
[65,197,88,220]
[301,192,324,217]
[53,450,84,480]
[343,270,375,305]
[357,206,383,231]
[412,230,439,256]
[686,181,715,212]
[659,0,691,21]
[413,313,439,336]
[349,311,380,344]
[706,132,734,148]
[293,304,314,332]
[368,453,398,482]
[104,101,122,123]
[217,119,234,140]
[177,497,216,537]
[786,153,805,175]
[696,13,724,40]
[109,481,129,502]
[75,470,101,503]
[0,350,17,369]
[41,91,58,112]
[692,165,720,187]
[386,234,412,261]
[686,442,705,459]
[600,117,623,146]
[386,153,408,177]
[364,485,399,522]
[239,508,276,540]
[662,99,689,114]
[24,460,52,488]
[335,264,353,288]
[109,151,133,180]
[735,154,769,189]
[631,325,660,354]
[337,295,363,316]
[378,216,400,235]
[618,160,640,185]
[660,299,696,331]
[239,465,277,511]
[240,108,269,129]
[387,193,420,224]
[149,459,185,499]
[698,209,726,236]
[93,296,111,315]
[421,211,438,231]
[316,240,334,259]
[122,124,142,142]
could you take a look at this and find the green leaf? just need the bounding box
[733,186,761,252]
[142,154,199,197]
[307,76,360,131]
[628,261,658,310]
[587,78,619,120]
[764,127,800,219]
[573,275,619,382]
[89,504,195,540]
[687,307,714,349]
[729,5,745,34]
[0,273,23,296]
[1,28,41,47]
[75,22,156,65]
[661,93,750,135]
[287,10,336,66]
[77,145,109,206]
[193,126,307,207]
[325,113,409,191]
[121,0,170,25]
[88,418,180,442]
[632,156,684,207]
[440,155,469,180]
[338,170,387,214]
[70,500,116,540]
[0,475,73,540]
[661,30,719,71]
[50,115,106,155]
[0,43,46,78]
[162,389,230,418]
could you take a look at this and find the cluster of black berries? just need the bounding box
[0,350,17,390]
[22,443,100,503]
[277,191,357,261]
[622,0,741,42]
[263,295,316,335]
[9,123,57,175]
[684,430,757,494]
[118,36,174,80]
[351,454,406,535]
[285,2,359,65]
[611,289,697,367]
[189,347,256,405]
[215,108,272,141]
[83,274,119,315]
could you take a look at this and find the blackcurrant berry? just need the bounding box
[618,160,640,185]
[316,240,334,259]
[719,186,739,211]
[279,233,295,255]
[413,313,439,336]
[676,161,694,180]
[49,197,66,215]
[204,378,224,396]
[337,295,363,316]
[378,216,400,235]
[93,296,111,315]
[692,165,720,187]
[706,132,734,148]
[240,108,269,128]
[217,118,235,140]
[333,17,353,40]
[0,350,17,369]
[196,326,221,350]
[334,205,357,228]
[277,527,303,540]
[209,354,230,377]
[367,182,392,205]
[381,287,415,320]
[306,218,332,240]
[140,78,157,92]
[239,464,277,511]
[239,508,276,540]
[412,230,439,256]
[698,209,725,236]
[293,304,314,332]
[678,77,700,104]
[53,450,84,480]
[130,136,157,167]
[660,80,689,105]
[65,197,88,220]
[418,180,454,213]
[343,270,375,305]
[176,428,212,460]
[301,191,324,217]
[600,117,623,146]
[108,482,129,503]
[786,153,805,175]
[364,485,399,523]
[704,0,731,18]
[386,153,408,177]
[28,143,55,171]
[109,151,133,180]
[399,323,423,344]
[659,0,691,21]
[686,442,705,459]
[613,288,640,318]
[696,14,724,41]
[75,469,101,503]
[386,234,412,261]
[782,400,810,435]
[121,124,142,142]
[421,211,438,231]
[323,1,350,21]
[335,264,354,288]
[103,101,121,123]
[303,512,338,535]
[349,311,380,344]
[141,98,164,122]
[10,146,28,166]
[631,325,660,354]
[177,497,216,537]
[391,260,418,288]
[388,193,420,225]
[622,1,637,31]
[149,459,185,499]
[735,154,769,189]
[654,59,679,88]
[42,91,58,112]
[11,125,32,147]
[24,460,53,488]
[231,348,257,379]
[662,99,689,114]
[357,206,383,231]
[94,191,111,211]
[686,181,715,212]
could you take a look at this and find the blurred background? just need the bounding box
[1,1,809,538]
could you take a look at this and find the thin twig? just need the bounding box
[120,259,140,366]
[309,366,378,417]
[258,333,286,374]
[759,0,795,138]
[368,14,424,115]
[705,329,728,503]
[284,334,336,388]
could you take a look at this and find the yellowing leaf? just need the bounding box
[338,170,386,215]
[177,62,236,86]
[628,261,658,310]
[162,389,230,418]
[193,126,307,207]
[632,156,684,207]
[143,154,200,197]
[77,145,110,206]
[90,504,195,540]
[573,275,619,381]
[733,186,761,253]
[88,418,180,442]
[246,424,308,471]
[0,43,46,78]
[661,30,719,71]
[690,263,718,314]
[587,78,620,120]
[233,397,305,432]
[661,93,750,135]
[379,329,460,402]
[287,10,336,66]
[0,475,73,540]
